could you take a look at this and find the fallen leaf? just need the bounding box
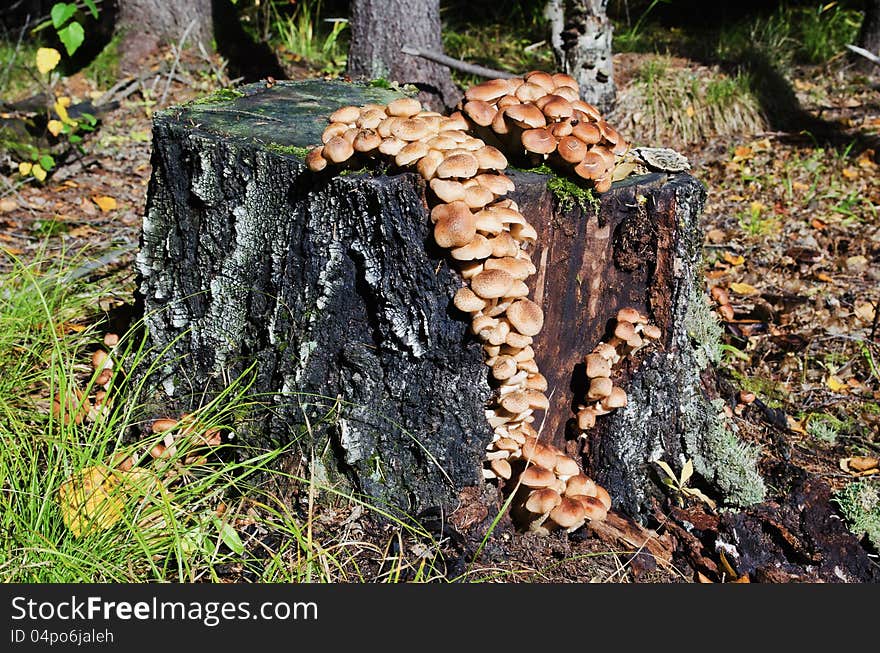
[846,255,868,272]
[47,119,64,136]
[787,415,808,435]
[825,375,847,393]
[842,167,859,180]
[816,272,834,282]
[18,162,32,176]
[31,164,46,182]
[58,466,125,537]
[811,218,827,230]
[854,302,876,322]
[723,252,745,266]
[733,145,752,160]
[36,47,61,74]
[848,456,879,472]
[0,198,17,212]
[729,282,759,295]
[92,195,117,212]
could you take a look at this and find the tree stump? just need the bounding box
[137,80,761,522]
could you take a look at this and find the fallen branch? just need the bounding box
[846,44,880,67]
[400,46,516,80]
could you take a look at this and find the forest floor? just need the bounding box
[1,41,878,583]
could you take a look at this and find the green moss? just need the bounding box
[188,87,245,106]
[833,481,880,551]
[265,143,312,158]
[512,163,600,213]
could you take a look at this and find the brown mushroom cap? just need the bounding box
[492,355,518,380]
[453,286,487,313]
[353,129,382,153]
[551,85,580,102]
[440,112,470,131]
[525,70,555,91]
[330,105,361,124]
[433,203,477,248]
[617,307,648,324]
[450,234,493,260]
[524,372,548,392]
[570,494,608,521]
[552,72,579,90]
[305,146,327,172]
[500,390,530,414]
[557,135,588,164]
[436,153,479,179]
[602,386,628,410]
[614,320,641,347]
[594,342,619,362]
[571,121,601,144]
[323,136,355,164]
[490,457,512,480]
[417,149,445,180]
[541,95,574,120]
[504,103,547,129]
[474,145,508,170]
[474,173,515,196]
[356,108,386,129]
[574,151,606,180]
[525,488,562,514]
[555,455,580,478]
[584,352,612,378]
[520,466,556,489]
[565,474,598,498]
[151,417,177,434]
[471,269,515,299]
[386,97,422,117]
[587,376,614,400]
[549,121,574,139]
[465,78,513,102]
[641,323,662,340]
[378,137,406,156]
[577,407,597,430]
[463,184,495,209]
[514,81,547,103]
[549,497,586,530]
[572,100,602,121]
[463,99,497,127]
[506,299,544,336]
[395,141,430,166]
[484,256,534,281]
[322,122,350,143]
[521,441,559,470]
[595,485,612,511]
[520,128,557,155]
[430,178,467,203]
[392,118,433,142]
[510,222,538,243]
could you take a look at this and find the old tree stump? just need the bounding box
[138,80,761,531]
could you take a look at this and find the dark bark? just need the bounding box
[855,0,880,70]
[346,0,461,111]
[545,0,616,112]
[137,80,748,522]
[116,0,213,74]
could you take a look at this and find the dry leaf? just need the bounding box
[825,375,847,393]
[816,272,834,283]
[92,195,117,212]
[787,415,807,435]
[723,252,745,266]
[848,456,879,473]
[31,164,46,182]
[58,466,125,537]
[0,197,17,212]
[811,218,827,230]
[854,302,876,322]
[842,167,859,180]
[36,47,61,74]
[729,282,759,295]
[733,145,752,160]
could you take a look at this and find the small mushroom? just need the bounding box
[584,352,612,378]
[306,146,328,172]
[324,136,355,164]
[587,376,613,400]
[436,153,479,179]
[520,128,557,155]
[601,386,628,411]
[506,299,544,336]
[471,269,515,299]
[386,97,422,117]
[549,497,586,532]
[463,99,497,127]
[490,457,512,480]
[329,105,361,124]
[453,286,487,313]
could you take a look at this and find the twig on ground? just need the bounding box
[846,44,880,67]
[400,46,516,79]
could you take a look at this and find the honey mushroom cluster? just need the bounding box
[459,71,628,193]
[306,72,635,533]
[53,332,120,426]
[575,308,661,434]
[147,413,223,464]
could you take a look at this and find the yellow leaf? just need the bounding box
[53,96,78,127]
[31,164,46,182]
[47,119,64,136]
[36,47,61,74]
[680,459,694,485]
[787,415,807,434]
[686,104,695,118]
[826,375,847,393]
[842,167,859,180]
[18,161,32,176]
[733,145,752,159]
[729,282,759,295]
[723,252,745,266]
[58,466,125,537]
[92,195,117,212]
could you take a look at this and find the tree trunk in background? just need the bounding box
[346,0,460,111]
[545,0,616,113]
[855,0,880,69]
[116,0,213,74]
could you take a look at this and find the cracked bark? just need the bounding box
[137,79,732,521]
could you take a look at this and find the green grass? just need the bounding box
[269,0,349,75]
[0,247,480,583]
[82,33,121,90]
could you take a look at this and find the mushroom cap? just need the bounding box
[617,307,647,324]
[510,222,538,243]
[463,184,496,209]
[614,319,638,343]
[440,112,471,131]
[353,129,382,152]
[500,390,530,414]
[549,121,574,138]
[584,352,612,378]
[463,99,497,127]
[489,457,513,480]
[417,149,444,180]
[471,268,515,299]
[426,135,458,151]
[465,77,513,102]
[474,211,505,235]
[507,299,544,336]
[395,140,429,166]
[594,342,619,361]
[525,389,549,411]
[587,376,614,400]
[595,485,612,511]
[596,119,622,145]
[577,407,597,430]
[570,494,608,521]
[571,120,601,144]
[356,107,386,129]
[475,145,508,170]
[555,455,580,478]
[549,497,586,530]
[484,256,534,281]
[552,72,579,90]
[436,153,479,179]
[514,81,547,103]
[504,103,547,129]
[641,323,662,340]
[322,122,349,143]
[524,372,548,392]
[524,70,555,91]
[430,178,467,203]
[151,418,177,434]
[520,466,556,489]
[565,474,598,498]
[377,116,399,138]
[602,386,628,410]
[378,137,406,156]
[488,233,519,257]
[541,95,574,120]
[386,96,423,117]
[574,150,606,180]
[492,355,518,380]
[433,203,477,248]
[557,135,588,164]
[450,234,493,260]
[391,117,433,142]
[551,85,579,102]
[474,173,515,196]
[525,488,562,514]
[453,286,487,313]
[521,440,559,470]
[329,105,361,124]
[521,128,557,155]
[572,100,602,121]
[305,146,327,172]
[505,280,530,298]
[323,136,355,164]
